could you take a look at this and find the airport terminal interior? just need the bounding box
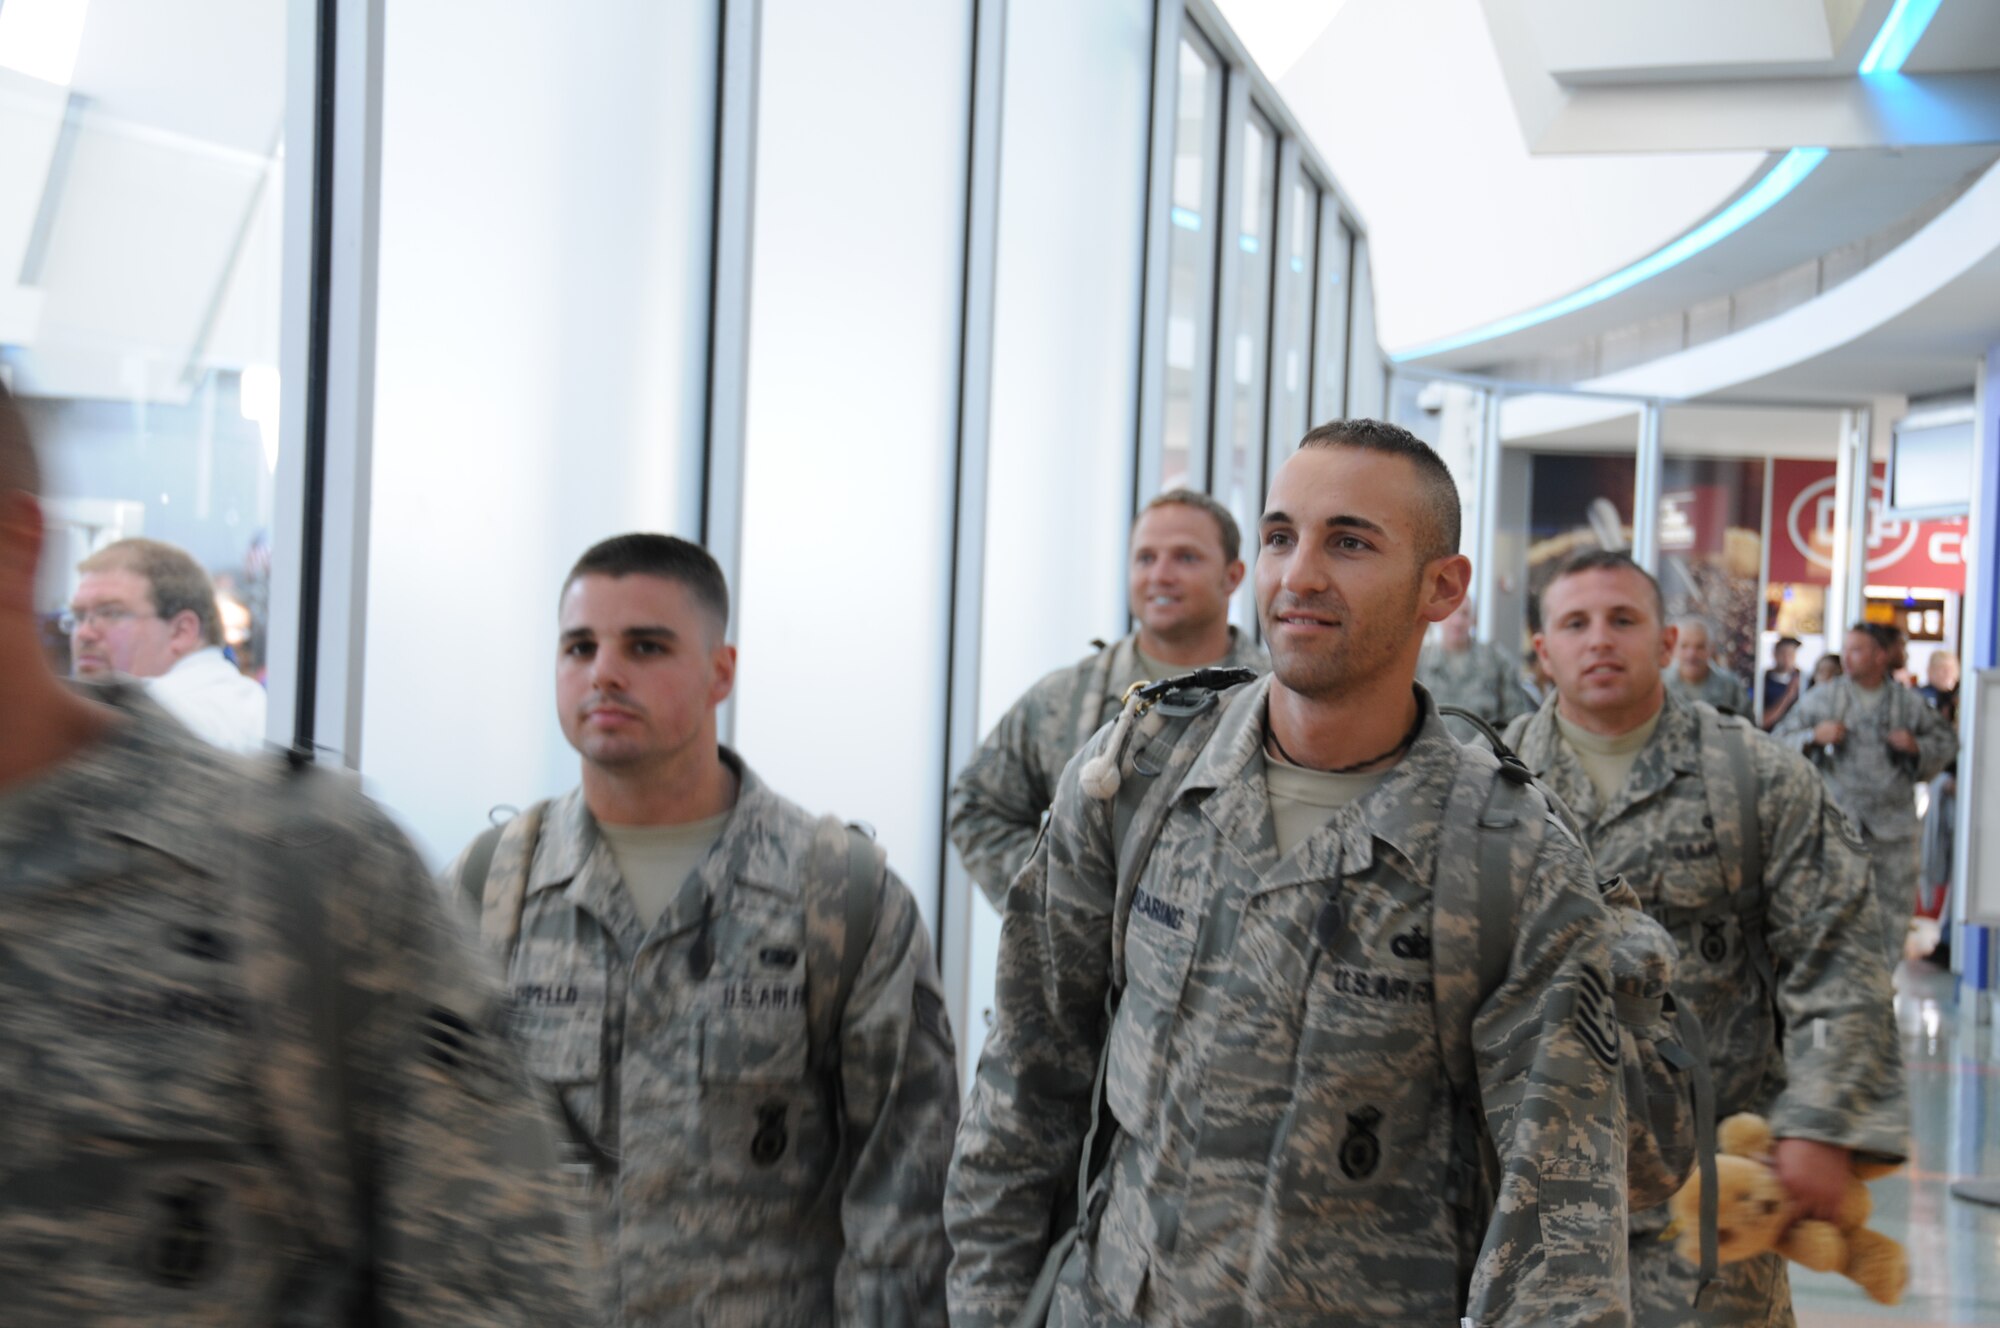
[5,0,2000,1322]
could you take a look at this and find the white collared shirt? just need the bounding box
[148,646,268,754]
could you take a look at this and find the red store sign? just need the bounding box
[1767,459,1965,593]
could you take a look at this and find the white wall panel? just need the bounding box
[960,0,1153,1072]
[362,0,716,862]
[733,0,974,933]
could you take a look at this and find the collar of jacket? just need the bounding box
[1173,674,1460,886]
[1518,687,1702,824]
[526,745,790,901]
[25,679,244,886]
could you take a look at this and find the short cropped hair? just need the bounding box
[1137,488,1241,564]
[1297,418,1460,564]
[565,534,731,638]
[1851,620,1903,652]
[1540,549,1666,623]
[80,538,224,647]
[0,381,40,498]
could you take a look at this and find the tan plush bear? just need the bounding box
[1667,1113,1908,1305]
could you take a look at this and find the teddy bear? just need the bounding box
[1667,1112,1907,1305]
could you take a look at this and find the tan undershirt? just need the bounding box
[1264,755,1389,857]
[1848,681,1887,717]
[1555,707,1663,807]
[599,809,734,929]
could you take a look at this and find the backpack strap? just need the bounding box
[453,803,547,960]
[1431,747,1541,1222]
[806,813,886,1075]
[1691,711,1777,1000]
[1070,640,1123,756]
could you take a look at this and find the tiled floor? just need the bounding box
[1792,962,2000,1326]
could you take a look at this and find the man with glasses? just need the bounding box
[68,538,267,753]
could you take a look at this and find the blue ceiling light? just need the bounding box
[1858,0,1944,76]
[1387,1,1946,363]
[1389,150,1828,361]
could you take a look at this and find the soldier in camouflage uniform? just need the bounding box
[1664,617,1749,716]
[1774,622,1957,968]
[950,489,1267,908]
[446,534,956,1327]
[1511,552,1905,1328]
[0,388,597,1326]
[1416,597,1532,729]
[948,422,1635,1327]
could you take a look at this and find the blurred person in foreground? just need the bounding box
[68,536,268,753]
[1664,615,1747,716]
[0,386,598,1325]
[446,533,957,1325]
[1776,623,1957,968]
[1510,552,1904,1327]
[950,489,1267,909]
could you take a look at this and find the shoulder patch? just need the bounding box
[1574,964,1619,1069]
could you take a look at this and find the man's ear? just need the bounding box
[1658,623,1679,669]
[1420,553,1473,626]
[709,641,737,708]
[1223,558,1246,595]
[165,609,205,661]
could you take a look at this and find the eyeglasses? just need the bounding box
[60,605,158,633]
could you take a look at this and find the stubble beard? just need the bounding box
[1265,583,1421,702]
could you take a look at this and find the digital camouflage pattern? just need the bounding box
[1416,638,1533,728]
[1666,665,1749,717]
[1774,676,1957,965]
[1773,677,1957,841]
[949,629,1267,909]
[1507,692,1906,1328]
[0,683,598,1327]
[443,750,958,1328]
[948,678,1633,1328]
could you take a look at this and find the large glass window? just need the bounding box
[965,0,1152,1079]
[362,0,719,859]
[1311,204,1352,425]
[4,3,288,708]
[735,0,972,933]
[1161,31,1222,492]
[1216,108,1275,624]
[1269,173,1317,450]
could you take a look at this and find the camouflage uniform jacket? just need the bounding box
[1416,638,1533,728]
[0,683,597,1326]
[1772,677,1958,841]
[949,628,1268,909]
[947,678,1633,1328]
[446,751,958,1327]
[1506,693,1906,1195]
[1664,664,1748,716]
